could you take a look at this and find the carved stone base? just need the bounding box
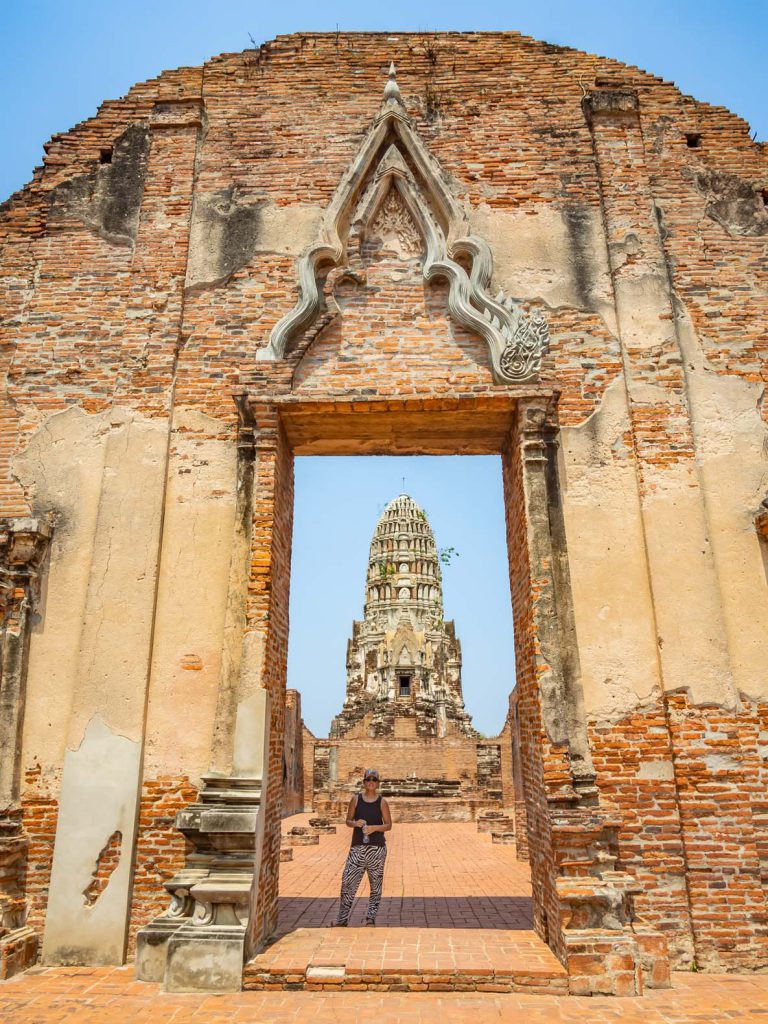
[549,799,671,996]
[134,774,260,992]
[0,811,39,981]
[134,918,183,983]
[165,924,247,993]
[0,926,38,981]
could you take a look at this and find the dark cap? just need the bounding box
[363,768,380,781]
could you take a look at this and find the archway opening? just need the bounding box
[278,453,531,935]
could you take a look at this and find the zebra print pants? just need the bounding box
[336,844,387,924]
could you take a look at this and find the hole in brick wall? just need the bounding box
[685,133,702,149]
[399,674,412,697]
[761,189,768,208]
[99,147,113,164]
[82,829,122,907]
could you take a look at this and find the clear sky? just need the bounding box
[291,457,515,736]
[2,2,764,733]
[1,0,765,202]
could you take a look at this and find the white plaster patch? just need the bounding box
[637,760,675,781]
[233,688,268,778]
[142,408,238,780]
[256,201,324,255]
[560,379,661,718]
[42,715,141,966]
[672,296,768,701]
[704,753,741,774]
[306,965,346,979]
[469,203,617,332]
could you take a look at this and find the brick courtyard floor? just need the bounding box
[5,818,767,1017]
[277,815,535,931]
[3,966,768,1022]
[264,817,552,991]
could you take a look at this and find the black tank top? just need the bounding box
[351,795,385,847]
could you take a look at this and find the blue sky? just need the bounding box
[2,2,764,733]
[291,457,515,736]
[1,1,765,201]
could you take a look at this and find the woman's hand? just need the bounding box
[356,819,367,828]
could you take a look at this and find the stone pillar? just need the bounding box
[0,519,51,980]
[508,693,529,863]
[41,97,203,968]
[137,401,294,992]
[137,399,260,990]
[242,404,294,957]
[584,88,766,972]
[504,399,668,995]
[583,87,735,707]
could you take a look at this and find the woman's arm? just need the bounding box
[345,795,364,829]
[364,798,393,835]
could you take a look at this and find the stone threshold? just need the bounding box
[244,926,568,993]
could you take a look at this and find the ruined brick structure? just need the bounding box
[0,30,766,997]
[305,492,511,821]
[281,689,304,816]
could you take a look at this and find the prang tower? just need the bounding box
[330,494,475,739]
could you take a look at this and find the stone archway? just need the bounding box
[135,390,667,996]
[135,64,670,998]
[239,395,661,997]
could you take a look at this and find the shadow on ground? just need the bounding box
[276,895,535,934]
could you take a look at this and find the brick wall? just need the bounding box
[127,775,198,955]
[1,31,766,979]
[19,767,59,938]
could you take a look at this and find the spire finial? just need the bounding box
[383,61,404,107]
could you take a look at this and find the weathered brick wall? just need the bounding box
[501,431,564,956]
[282,689,304,816]
[302,728,509,821]
[300,724,317,813]
[126,775,197,955]
[18,767,59,938]
[1,31,765,977]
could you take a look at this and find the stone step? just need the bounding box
[244,926,568,993]
[477,815,515,833]
[491,831,516,845]
[283,832,320,847]
[308,818,337,834]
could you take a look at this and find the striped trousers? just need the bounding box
[336,844,387,924]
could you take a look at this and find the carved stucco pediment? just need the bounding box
[258,64,549,385]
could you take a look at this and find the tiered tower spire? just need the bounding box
[330,495,475,739]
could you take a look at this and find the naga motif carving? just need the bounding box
[259,64,549,385]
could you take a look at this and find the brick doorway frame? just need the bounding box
[234,389,661,995]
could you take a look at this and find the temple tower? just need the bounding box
[330,494,475,739]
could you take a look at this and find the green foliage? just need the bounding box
[438,546,459,566]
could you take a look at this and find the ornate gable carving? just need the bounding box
[259,64,549,385]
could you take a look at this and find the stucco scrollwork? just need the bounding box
[258,64,549,385]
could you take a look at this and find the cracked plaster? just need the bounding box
[41,715,140,966]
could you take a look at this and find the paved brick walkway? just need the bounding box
[278,816,534,931]
[246,926,567,993]
[3,966,768,1022]
[7,817,766,1015]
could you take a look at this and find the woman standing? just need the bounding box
[332,768,392,927]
